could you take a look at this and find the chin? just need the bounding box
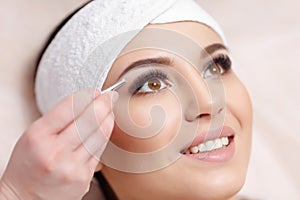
[170,150,249,200]
[195,172,245,200]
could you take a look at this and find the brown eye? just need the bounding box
[209,64,221,75]
[203,63,225,78]
[148,79,161,91]
[137,78,171,94]
[203,54,232,78]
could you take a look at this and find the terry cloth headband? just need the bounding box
[35,0,226,114]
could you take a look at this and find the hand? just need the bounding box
[0,89,118,200]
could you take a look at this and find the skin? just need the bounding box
[0,1,252,198]
[0,89,117,200]
[0,2,91,192]
[99,22,253,200]
[0,1,106,200]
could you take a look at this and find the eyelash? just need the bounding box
[129,69,171,95]
[129,54,232,95]
[203,54,232,78]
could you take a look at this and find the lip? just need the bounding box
[181,126,236,162]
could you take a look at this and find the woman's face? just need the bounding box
[101,21,252,200]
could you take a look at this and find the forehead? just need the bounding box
[103,21,224,87]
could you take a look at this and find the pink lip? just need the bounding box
[182,126,236,162]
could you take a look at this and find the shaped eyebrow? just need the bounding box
[118,43,227,78]
[203,43,228,55]
[117,56,172,79]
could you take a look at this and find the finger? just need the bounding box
[35,89,101,135]
[88,157,104,172]
[75,114,114,164]
[87,156,103,173]
[58,92,117,151]
[98,111,115,138]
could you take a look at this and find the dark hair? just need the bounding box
[94,171,118,199]
[34,1,118,199]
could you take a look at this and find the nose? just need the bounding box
[184,73,226,122]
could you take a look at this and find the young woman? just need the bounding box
[0,0,252,199]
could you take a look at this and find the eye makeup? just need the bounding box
[122,53,232,95]
[214,54,231,70]
[203,54,232,78]
[128,68,170,95]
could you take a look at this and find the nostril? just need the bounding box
[185,113,210,122]
[198,113,210,119]
[186,108,224,122]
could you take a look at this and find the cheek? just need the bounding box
[224,74,253,166]
[225,75,253,131]
[111,90,182,153]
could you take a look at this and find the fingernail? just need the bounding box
[111,91,119,104]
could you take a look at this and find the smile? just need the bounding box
[181,126,236,162]
[182,136,234,154]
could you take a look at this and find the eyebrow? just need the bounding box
[204,43,228,55]
[118,43,227,78]
[118,56,172,79]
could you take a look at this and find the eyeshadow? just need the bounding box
[129,69,169,94]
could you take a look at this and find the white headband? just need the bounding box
[35,0,226,114]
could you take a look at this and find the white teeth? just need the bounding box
[198,143,206,152]
[184,136,231,154]
[190,146,199,154]
[221,137,229,145]
[205,140,215,151]
[215,138,223,149]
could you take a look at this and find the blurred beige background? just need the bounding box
[1,0,299,199]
